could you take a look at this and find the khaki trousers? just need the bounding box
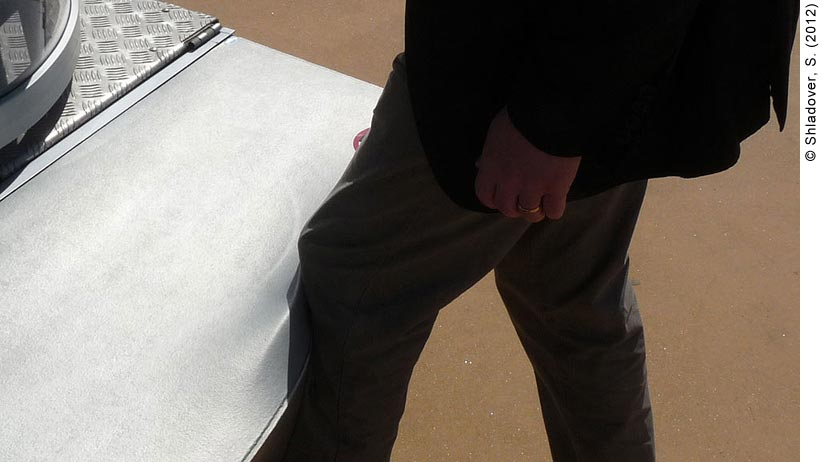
[283,54,654,462]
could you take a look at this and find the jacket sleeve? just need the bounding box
[771,0,799,130]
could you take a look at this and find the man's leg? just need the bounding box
[495,180,655,462]
[283,54,531,462]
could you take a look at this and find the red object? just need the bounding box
[353,128,370,150]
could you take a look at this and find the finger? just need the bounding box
[474,170,497,210]
[541,193,568,220]
[520,210,545,223]
[516,193,545,223]
[495,183,521,218]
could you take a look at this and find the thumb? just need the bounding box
[541,193,568,220]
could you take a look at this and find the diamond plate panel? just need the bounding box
[1,0,219,180]
[0,12,31,86]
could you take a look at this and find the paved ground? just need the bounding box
[175,1,800,460]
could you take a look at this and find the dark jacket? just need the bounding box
[405,1,799,211]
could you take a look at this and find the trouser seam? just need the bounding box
[331,183,438,462]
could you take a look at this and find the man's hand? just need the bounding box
[475,107,581,223]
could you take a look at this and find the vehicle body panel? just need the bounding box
[0,36,381,461]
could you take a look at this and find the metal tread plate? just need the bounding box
[0,0,219,180]
[0,10,33,86]
[0,7,59,91]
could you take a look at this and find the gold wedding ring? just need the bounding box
[517,203,542,214]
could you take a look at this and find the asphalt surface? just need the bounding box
[174,1,800,460]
